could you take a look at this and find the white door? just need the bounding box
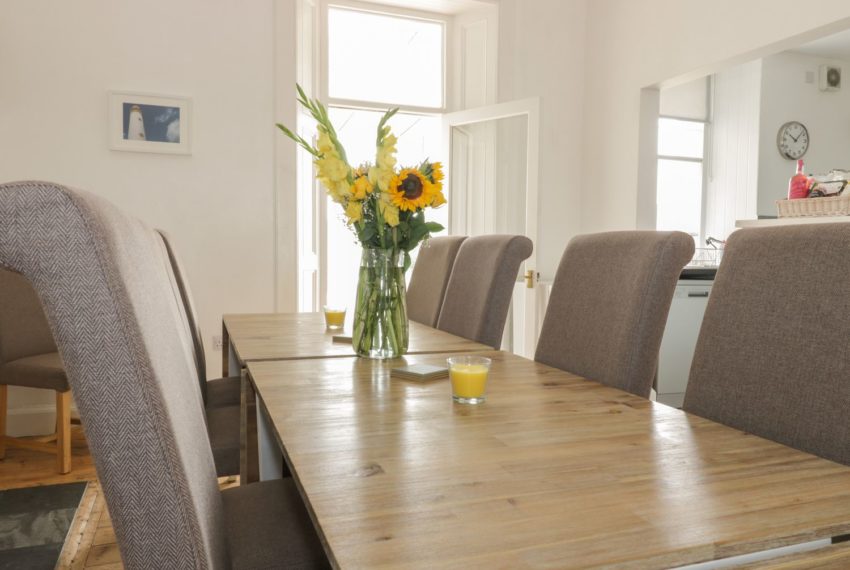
[442,98,540,357]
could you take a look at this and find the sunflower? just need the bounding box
[389,168,434,212]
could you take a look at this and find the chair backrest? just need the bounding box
[0,268,57,365]
[407,236,467,327]
[535,231,694,398]
[0,182,227,569]
[436,234,533,348]
[157,230,208,399]
[683,223,850,465]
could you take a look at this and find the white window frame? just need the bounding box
[319,0,450,115]
[656,115,710,245]
[315,0,452,308]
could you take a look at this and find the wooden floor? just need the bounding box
[0,426,118,568]
[0,427,237,569]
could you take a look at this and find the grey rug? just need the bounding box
[0,482,87,569]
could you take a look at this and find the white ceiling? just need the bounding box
[348,0,497,15]
[791,28,850,61]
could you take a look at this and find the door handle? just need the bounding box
[525,269,536,289]
[687,291,709,297]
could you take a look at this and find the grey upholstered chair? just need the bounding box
[0,269,73,473]
[436,234,533,348]
[158,231,241,477]
[0,181,327,569]
[535,231,694,398]
[407,236,467,327]
[683,224,850,466]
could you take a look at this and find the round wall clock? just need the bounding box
[776,121,809,160]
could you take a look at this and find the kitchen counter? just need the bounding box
[736,216,850,229]
[680,266,717,280]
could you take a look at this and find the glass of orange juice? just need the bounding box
[323,306,346,330]
[447,356,492,404]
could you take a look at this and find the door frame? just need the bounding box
[442,97,541,356]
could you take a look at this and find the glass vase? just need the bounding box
[352,247,409,359]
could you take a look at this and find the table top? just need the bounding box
[248,350,850,569]
[223,312,491,364]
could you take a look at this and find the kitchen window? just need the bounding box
[656,117,706,245]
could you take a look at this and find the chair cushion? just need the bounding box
[0,352,69,391]
[222,478,330,570]
[207,405,240,477]
[206,376,241,408]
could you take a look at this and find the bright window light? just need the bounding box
[656,159,702,239]
[658,118,704,158]
[327,7,444,108]
[324,107,445,309]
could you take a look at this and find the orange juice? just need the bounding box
[448,356,491,404]
[324,308,346,329]
[450,364,489,398]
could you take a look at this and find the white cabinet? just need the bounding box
[656,280,712,407]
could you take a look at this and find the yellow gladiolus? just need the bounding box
[345,200,363,223]
[379,193,400,227]
[317,130,335,155]
[377,134,397,170]
[352,176,373,200]
[368,165,394,192]
[316,154,349,182]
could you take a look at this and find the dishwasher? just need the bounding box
[655,267,715,408]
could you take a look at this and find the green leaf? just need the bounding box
[424,222,444,233]
[358,225,377,243]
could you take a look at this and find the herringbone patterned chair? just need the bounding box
[157,231,240,477]
[535,231,694,398]
[407,236,467,327]
[684,224,850,466]
[436,234,533,348]
[0,181,327,569]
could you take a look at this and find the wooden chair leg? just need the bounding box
[0,385,7,460]
[56,390,71,474]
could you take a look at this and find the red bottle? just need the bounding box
[788,159,810,199]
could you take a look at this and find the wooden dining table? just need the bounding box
[225,312,493,482]
[244,348,850,569]
[222,312,492,376]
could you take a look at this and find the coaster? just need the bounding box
[332,335,352,344]
[391,364,449,381]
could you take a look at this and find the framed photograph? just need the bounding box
[109,91,191,155]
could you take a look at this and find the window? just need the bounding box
[656,117,706,244]
[320,3,448,310]
[327,8,444,109]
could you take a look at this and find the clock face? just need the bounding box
[777,121,809,160]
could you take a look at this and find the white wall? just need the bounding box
[497,0,587,280]
[582,1,850,234]
[705,61,761,240]
[757,51,850,216]
[660,77,708,120]
[0,1,296,432]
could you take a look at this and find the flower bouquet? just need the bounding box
[277,85,446,358]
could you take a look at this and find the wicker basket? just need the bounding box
[776,194,850,218]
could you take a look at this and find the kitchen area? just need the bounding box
[652,27,850,406]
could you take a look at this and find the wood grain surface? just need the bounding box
[224,312,491,365]
[248,351,850,569]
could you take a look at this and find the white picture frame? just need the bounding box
[109,91,191,155]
